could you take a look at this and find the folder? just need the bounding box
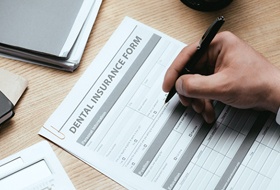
[0,91,14,125]
[0,0,102,71]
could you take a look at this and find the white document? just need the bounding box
[0,141,75,190]
[39,17,280,189]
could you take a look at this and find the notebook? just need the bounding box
[0,91,14,125]
[0,68,28,125]
[0,68,28,105]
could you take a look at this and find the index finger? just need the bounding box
[162,42,199,92]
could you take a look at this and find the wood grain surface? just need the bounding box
[1,1,279,189]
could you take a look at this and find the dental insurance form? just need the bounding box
[39,17,280,190]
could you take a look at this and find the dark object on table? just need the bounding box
[181,0,233,11]
[0,91,14,125]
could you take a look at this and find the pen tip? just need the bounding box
[164,97,170,104]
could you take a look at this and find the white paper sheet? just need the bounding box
[39,17,280,190]
[0,141,75,190]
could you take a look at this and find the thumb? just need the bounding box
[175,73,227,100]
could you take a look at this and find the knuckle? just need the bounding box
[217,31,238,44]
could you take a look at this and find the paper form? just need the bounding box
[39,17,280,190]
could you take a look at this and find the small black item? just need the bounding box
[181,0,233,12]
[0,91,14,125]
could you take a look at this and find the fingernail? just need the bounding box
[176,78,183,94]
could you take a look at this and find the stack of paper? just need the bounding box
[0,0,102,72]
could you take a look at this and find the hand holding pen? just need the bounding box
[163,16,280,124]
[164,16,225,103]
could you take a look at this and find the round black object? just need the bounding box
[181,0,233,12]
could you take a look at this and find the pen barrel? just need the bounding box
[183,16,224,74]
[183,47,204,73]
[181,68,192,75]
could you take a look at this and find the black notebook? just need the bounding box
[0,91,14,125]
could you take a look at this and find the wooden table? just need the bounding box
[1,1,280,189]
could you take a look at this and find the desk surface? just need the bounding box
[1,1,280,189]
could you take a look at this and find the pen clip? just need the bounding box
[199,16,225,48]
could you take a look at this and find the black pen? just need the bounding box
[165,16,225,103]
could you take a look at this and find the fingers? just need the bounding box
[162,32,225,93]
[201,100,215,123]
[175,71,228,100]
[162,43,199,92]
[179,97,215,123]
[163,31,235,94]
[162,31,239,124]
[178,94,191,107]
[191,98,205,113]
[191,99,215,123]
